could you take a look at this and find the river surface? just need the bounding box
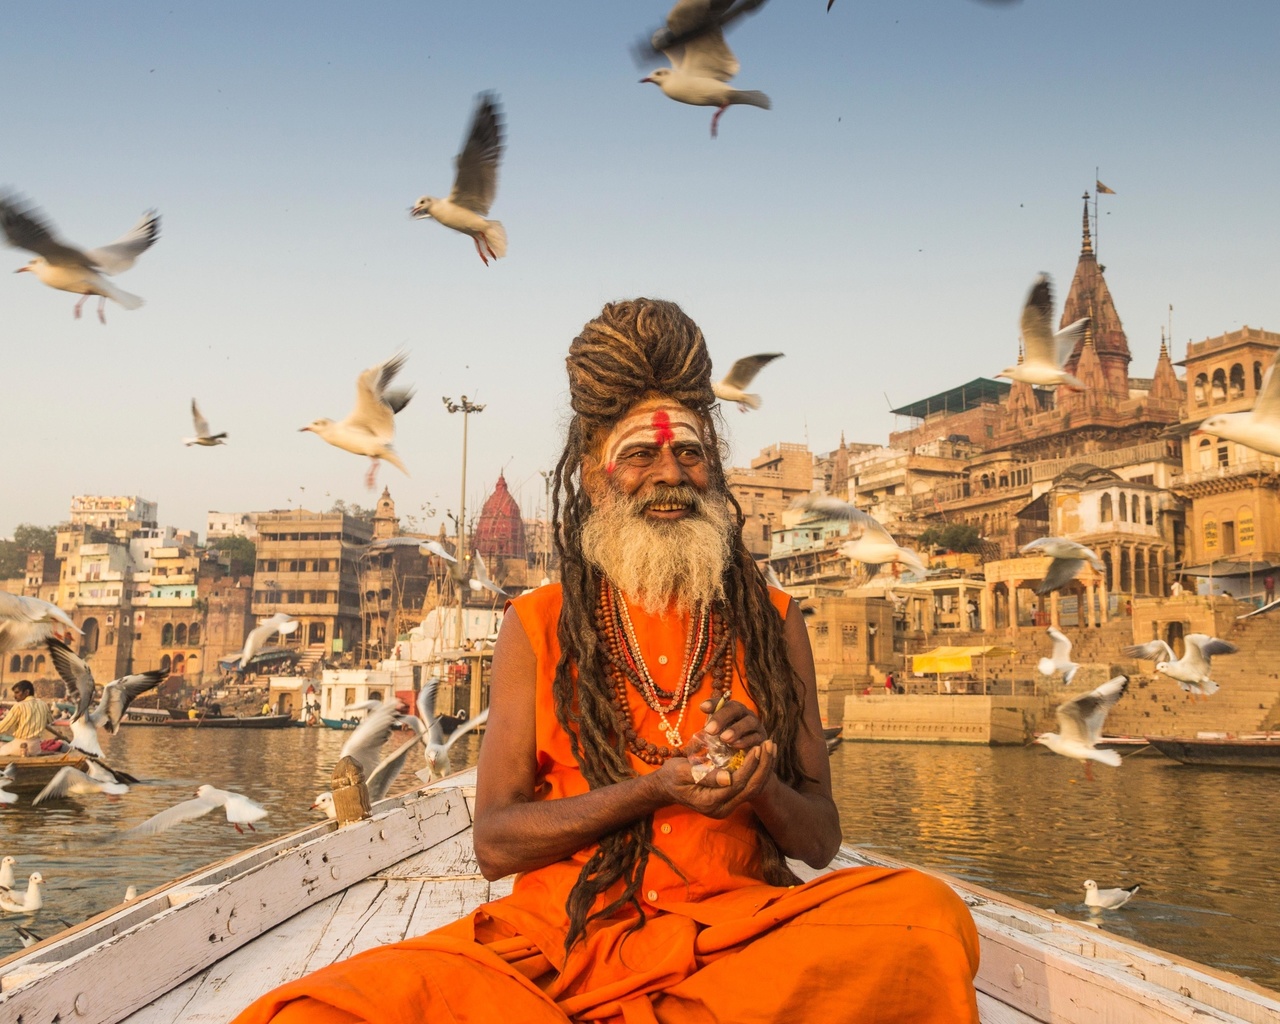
[2,730,1278,993]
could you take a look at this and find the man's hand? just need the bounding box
[651,740,776,819]
[698,697,766,750]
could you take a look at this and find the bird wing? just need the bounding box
[1181,634,1236,672]
[348,354,407,436]
[128,794,221,836]
[420,541,457,562]
[191,399,211,438]
[637,0,765,68]
[365,719,427,802]
[339,702,402,776]
[1253,349,1280,420]
[1019,274,1058,366]
[1057,675,1128,745]
[1120,639,1174,662]
[98,671,167,734]
[84,210,160,275]
[221,792,267,825]
[1038,558,1084,594]
[241,613,294,665]
[46,637,96,723]
[0,591,79,632]
[442,706,489,752]
[719,353,783,390]
[673,25,739,80]
[1048,627,1073,662]
[1053,318,1090,365]
[448,93,504,216]
[32,767,93,805]
[793,495,894,543]
[418,676,445,747]
[0,192,93,268]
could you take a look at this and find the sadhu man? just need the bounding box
[234,298,980,1023]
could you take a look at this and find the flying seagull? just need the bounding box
[416,676,491,781]
[1033,675,1130,780]
[46,637,167,757]
[713,352,783,411]
[1083,879,1139,910]
[1037,627,1080,685]
[996,274,1090,390]
[793,495,928,579]
[419,540,457,563]
[0,592,80,655]
[237,612,299,672]
[312,701,430,816]
[33,765,130,805]
[641,0,772,138]
[1121,634,1237,697]
[185,399,227,447]
[302,352,414,488]
[1019,537,1105,595]
[631,0,768,67]
[411,92,506,266]
[128,785,267,836]
[1200,348,1280,458]
[0,191,159,323]
[469,550,508,598]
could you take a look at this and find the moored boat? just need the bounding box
[823,724,843,752]
[0,751,94,795]
[2,769,1278,1024]
[161,713,295,730]
[1147,733,1280,768]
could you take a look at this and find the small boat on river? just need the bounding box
[823,724,843,752]
[2,768,1278,1023]
[1147,733,1280,768]
[0,751,94,795]
[123,712,296,730]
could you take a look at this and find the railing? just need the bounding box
[1030,441,1179,482]
[1173,458,1280,487]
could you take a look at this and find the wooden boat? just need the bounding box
[318,715,361,730]
[158,713,295,730]
[1147,733,1280,768]
[0,751,92,795]
[121,708,175,726]
[823,724,843,752]
[2,769,1278,1024]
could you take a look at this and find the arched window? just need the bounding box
[1144,496,1154,525]
[998,474,1008,488]
[34,654,45,672]
[1193,374,1208,405]
[1255,361,1265,392]
[82,618,100,654]
[173,653,185,674]
[188,623,201,645]
[1211,368,1227,403]
[1132,494,1141,522]
[1100,493,1113,522]
[175,623,187,645]
[21,655,33,672]
[1119,493,1128,521]
[160,655,171,672]
[8,655,19,672]
[1198,438,1213,471]
[1229,363,1245,399]
[161,623,174,646]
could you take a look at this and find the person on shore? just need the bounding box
[0,680,56,756]
[232,298,980,1024]
[884,671,896,695]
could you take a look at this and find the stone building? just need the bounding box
[358,489,444,661]
[727,442,815,559]
[473,473,531,594]
[207,511,259,541]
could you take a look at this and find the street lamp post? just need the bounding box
[539,469,553,580]
[443,396,485,648]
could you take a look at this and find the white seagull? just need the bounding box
[1019,537,1105,595]
[641,0,772,138]
[1034,675,1130,780]
[0,855,16,888]
[0,872,45,914]
[713,353,783,411]
[416,677,491,781]
[46,637,167,757]
[302,352,414,488]
[128,785,267,836]
[184,399,227,447]
[0,192,159,323]
[469,551,508,598]
[1038,627,1080,685]
[411,92,506,266]
[419,540,457,563]
[1200,348,1280,458]
[33,766,129,805]
[1121,634,1238,697]
[1083,879,1139,910]
[996,274,1090,390]
[793,495,928,579]
[0,766,18,806]
[0,592,80,655]
[312,701,429,816]
[237,612,299,673]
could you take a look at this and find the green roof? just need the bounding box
[890,378,1011,420]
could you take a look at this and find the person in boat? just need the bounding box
[0,680,57,756]
[234,298,980,1023]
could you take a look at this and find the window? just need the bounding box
[1218,444,1229,467]
[1144,497,1154,525]
[1229,363,1245,399]
[160,655,171,672]
[161,623,174,646]
[841,623,858,645]
[815,623,828,637]
[1211,368,1226,403]
[1198,438,1213,471]
[1118,494,1128,521]
[1100,493,1113,522]
[9,655,20,672]
[175,623,187,645]
[1255,361,1265,392]
[188,623,201,645]
[1221,521,1236,556]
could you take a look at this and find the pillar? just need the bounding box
[1009,579,1021,633]
[981,582,994,632]
[1098,575,1109,623]
[1049,589,1061,630]
[1158,547,1167,596]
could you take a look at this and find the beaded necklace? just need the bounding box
[595,580,734,764]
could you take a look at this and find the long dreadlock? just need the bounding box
[551,298,806,953]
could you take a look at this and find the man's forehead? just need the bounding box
[601,399,707,464]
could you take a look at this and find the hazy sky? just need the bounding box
[3,1,1278,540]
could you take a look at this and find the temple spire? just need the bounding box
[1080,192,1093,255]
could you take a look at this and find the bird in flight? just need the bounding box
[641,0,771,138]
[237,612,299,673]
[411,92,506,266]
[1034,675,1130,780]
[128,785,267,835]
[1121,634,1237,698]
[1037,627,1080,685]
[185,399,228,447]
[301,352,414,488]
[793,495,928,579]
[713,352,783,411]
[1200,348,1280,458]
[1019,537,1105,595]
[0,191,159,323]
[45,637,167,757]
[996,274,1090,390]
[0,592,80,655]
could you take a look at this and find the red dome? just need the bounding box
[475,473,527,559]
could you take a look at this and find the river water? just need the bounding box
[2,730,1278,993]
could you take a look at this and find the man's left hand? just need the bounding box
[698,698,766,750]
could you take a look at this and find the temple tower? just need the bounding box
[1061,193,1131,400]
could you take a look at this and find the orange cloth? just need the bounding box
[236,585,980,1024]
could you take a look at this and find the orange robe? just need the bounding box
[234,585,980,1024]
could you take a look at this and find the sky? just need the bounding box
[3,0,1279,540]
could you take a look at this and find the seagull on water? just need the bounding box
[0,191,159,323]
[1121,634,1238,697]
[713,353,783,411]
[128,785,267,836]
[1200,348,1280,458]
[641,0,772,138]
[0,872,45,914]
[33,766,129,805]
[0,592,80,655]
[1083,879,1139,910]
[16,924,42,947]
[1019,537,1104,595]
[996,274,1090,390]
[1034,675,1129,780]
[793,495,928,579]
[237,612,299,673]
[0,856,16,889]
[302,351,414,488]
[411,92,506,266]
[184,399,227,447]
[46,637,167,757]
[416,676,490,781]
[1038,627,1080,685]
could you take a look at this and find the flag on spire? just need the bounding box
[1096,180,1116,195]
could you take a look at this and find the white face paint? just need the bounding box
[600,398,708,476]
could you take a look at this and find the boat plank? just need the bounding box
[302,881,423,973]
[977,991,1043,1024]
[403,878,493,938]
[380,832,480,880]
[0,788,472,1024]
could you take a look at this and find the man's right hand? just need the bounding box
[650,741,775,820]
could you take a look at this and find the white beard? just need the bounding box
[580,486,734,614]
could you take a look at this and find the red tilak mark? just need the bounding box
[606,462,615,475]
[652,410,675,446]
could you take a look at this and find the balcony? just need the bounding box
[1173,458,1280,488]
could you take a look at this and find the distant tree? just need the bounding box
[0,523,57,579]
[328,500,376,523]
[918,523,982,554]
[209,535,257,578]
